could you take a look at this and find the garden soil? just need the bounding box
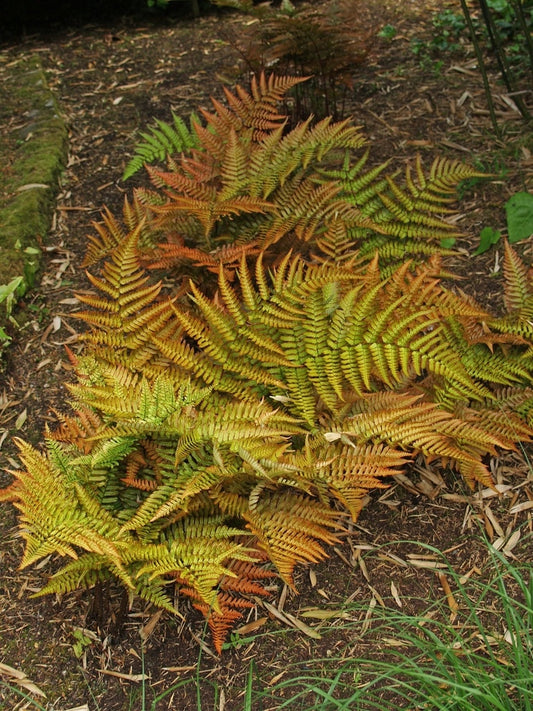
[0,0,532,709]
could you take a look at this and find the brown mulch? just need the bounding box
[1,1,532,709]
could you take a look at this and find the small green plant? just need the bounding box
[0,276,23,358]
[474,225,502,254]
[0,276,23,318]
[378,24,396,40]
[431,9,467,52]
[474,190,533,254]
[410,8,466,70]
[72,628,95,659]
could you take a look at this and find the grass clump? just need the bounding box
[251,537,533,710]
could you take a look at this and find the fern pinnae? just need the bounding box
[303,289,331,358]
[306,355,343,412]
[83,208,127,267]
[405,156,427,197]
[122,112,199,181]
[281,365,319,426]
[188,280,240,345]
[502,240,532,312]
[217,263,248,324]
[33,554,111,597]
[219,128,250,200]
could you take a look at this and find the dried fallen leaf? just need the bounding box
[390,580,402,608]
[300,608,351,620]
[140,608,164,642]
[382,636,410,647]
[438,572,459,621]
[263,601,321,639]
[16,183,50,191]
[234,617,268,635]
[361,596,376,635]
[0,661,46,698]
[407,559,447,570]
[15,408,27,430]
[484,505,504,537]
[97,669,149,682]
[502,529,521,558]
[509,500,533,514]
[268,671,287,686]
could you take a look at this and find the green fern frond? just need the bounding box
[486,242,533,341]
[122,112,200,181]
[31,554,113,597]
[502,240,531,311]
[320,154,488,266]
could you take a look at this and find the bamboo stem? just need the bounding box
[511,0,533,82]
[459,0,501,135]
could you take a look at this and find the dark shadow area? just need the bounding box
[1,0,204,40]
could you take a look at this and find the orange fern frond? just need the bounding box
[147,239,262,276]
[244,489,343,587]
[48,407,103,454]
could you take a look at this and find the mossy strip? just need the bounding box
[0,54,68,334]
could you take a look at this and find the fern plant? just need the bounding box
[2,74,533,654]
[213,0,375,120]
[4,223,533,652]
[114,73,486,289]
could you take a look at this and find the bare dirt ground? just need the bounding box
[1,0,532,709]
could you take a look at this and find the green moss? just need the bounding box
[0,55,68,335]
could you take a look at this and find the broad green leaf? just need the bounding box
[440,237,456,249]
[0,276,23,306]
[473,226,501,255]
[505,192,533,243]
